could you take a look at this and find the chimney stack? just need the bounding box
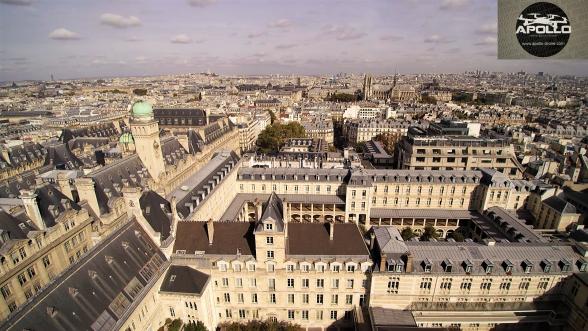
[283,198,288,239]
[256,199,263,222]
[370,232,376,250]
[206,218,214,245]
[20,190,46,231]
[329,221,334,241]
[405,253,414,272]
[170,196,180,236]
[380,253,387,271]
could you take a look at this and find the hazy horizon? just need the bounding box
[2,0,588,82]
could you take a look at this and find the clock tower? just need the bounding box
[129,100,165,181]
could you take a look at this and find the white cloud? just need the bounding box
[322,25,366,41]
[171,34,192,44]
[440,0,469,10]
[268,19,292,29]
[48,28,80,40]
[475,36,497,46]
[100,13,141,28]
[0,0,32,6]
[188,0,217,7]
[424,34,453,44]
[477,22,497,34]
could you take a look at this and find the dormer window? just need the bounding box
[503,260,514,273]
[483,260,494,274]
[577,259,587,272]
[396,260,404,272]
[559,258,572,272]
[422,259,432,273]
[541,259,552,273]
[442,259,453,273]
[463,259,473,274]
[522,259,533,273]
[387,260,395,272]
[265,223,273,231]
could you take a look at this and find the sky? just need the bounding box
[1,0,587,81]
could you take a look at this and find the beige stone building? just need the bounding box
[344,119,411,144]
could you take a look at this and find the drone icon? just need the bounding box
[518,13,568,28]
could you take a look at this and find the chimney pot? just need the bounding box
[206,218,214,245]
[329,222,334,240]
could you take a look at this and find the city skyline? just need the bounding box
[2,0,588,81]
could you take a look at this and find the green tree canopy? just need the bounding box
[256,122,306,154]
[133,88,148,96]
[420,225,440,241]
[185,321,208,331]
[219,320,303,331]
[400,227,417,241]
[327,93,359,102]
[267,109,277,124]
[449,231,465,242]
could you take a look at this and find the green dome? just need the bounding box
[131,100,153,117]
[119,132,134,144]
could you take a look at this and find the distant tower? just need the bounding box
[129,101,165,181]
[50,74,54,81]
[363,74,373,101]
[393,71,397,88]
[297,77,301,87]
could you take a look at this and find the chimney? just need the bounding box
[405,253,414,272]
[56,173,73,200]
[170,196,180,236]
[380,253,387,271]
[329,221,334,240]
[370,232,376,250]
[283,198,288,239]
[20,190,46,230]
[256,199,263,222]
[206,218,214,245]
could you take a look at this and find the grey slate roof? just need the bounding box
[1,219,168,331]
[543,196,577,214]
[35,183,81,228]
[287,223,369,257]
[139,190,172,241]
[173,221,256,256]
[255,192,284,232]
[160,265,210,295]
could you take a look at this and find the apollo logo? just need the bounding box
[515,2,571,57]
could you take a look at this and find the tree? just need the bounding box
[449,231,465,242]
[256,122,306,154]
[420,225,440,241]
[373,132,402,155]
[185,321,208,331]
[401,227,416,241]
[421,94,437,104]
[327,93,358,102]
[133,88,147,96]
[219,320,303,331]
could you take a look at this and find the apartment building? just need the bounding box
[0,185,94,320]
[301,121,334,145]
[397,134,523,178]
[344,119,411,144]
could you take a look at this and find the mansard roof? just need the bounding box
[173,221,255,256]
[160,265,210,295]
[161,136,188,167]
[287,223,370,257]
[139,190,172,241]
[90,155,151,214]
[43,142,84,169]
[0,142,46,169]
[1,219,167,331]
[35,183,81,227]
[0,172,36,198]
[543,196,577,214]
[59,122,119,143]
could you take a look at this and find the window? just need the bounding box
[270,293,276,303]
[331,294,338,304]
[269,278,275,290]
[537,278,549,290]
[347,279,354,289]
[251,293,258,303]
[222,278,229,287]
[347,265,356,272]
[169,307,175,317]
[440,278,452,291]
[302,310,309,320]
[224,293,231,302]
[42,255,51,268]
[388,277,400,294]
[225,309,232,318]
[248,264,256,272]
[420,278,432,291]
[460,278,472,292]
[267,251,274,259]
[239,309,246,319]
[288,310,295,319]
[346,294,353,305]
[250,278,257,287]
[266,237,274,245]
[317,294,324,304]
[267,264,275,272]
[265,223,273,231]
[480,279,492,292]
[333,265,340,272]
[19,247,27,259]
[330,310,338,320]
[287,264,294,272]
[332,279,339,289]
[317,279,324,288]
[238,293,244,303]
[303,293,309,304]
[287,279,294,288]
[17,273,27,286]
[234,264,241,272]
[302,264,310,272]
[302,279,309,288]
[317,310,323,320]
[288,294,295,304]
[1,284,11,299]
[27,266,36,279]
[219,263,227,272]
[499,278,512,291]
[236,278,243,287]
[519,278,531,291]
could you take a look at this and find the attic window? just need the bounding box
[463,259,473,273]
[145,206,151,215]
[541,259,552,273]
[559,258,572,272]
[442,259,453,273]
[503,259,514,273]
[422,259,432,273]
[265,223,273,231]
[170,275,176,282]
[483,260,494,274]
[577,259,588,272]
[522,259,533,273]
